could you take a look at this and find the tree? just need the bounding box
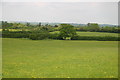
[29,28,49,40]
[2,21,9,28]
[26,22,30,27]
[59,24,76,40]
[54,25,58,27]
[38,22,41,27]
[87,23,100,32]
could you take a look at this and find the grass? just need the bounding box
[2,38,118,78]
[77,31,118,37]
[0,38,2,79]
[50,31,118,37]
[1,28,118,37]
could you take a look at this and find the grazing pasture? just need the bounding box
[77,31,118,37]
[2,38,118,78]
[51,31,118,37]
[0,38,2,79]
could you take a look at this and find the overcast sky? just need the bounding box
[2,1,118,25]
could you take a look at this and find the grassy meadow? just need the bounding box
[77,32,118,37]
[1,29,118,37]
[2,38,118,78]
[50,31,118,37]
[0,38,2,79]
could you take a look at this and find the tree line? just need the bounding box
[76,23,119,33]
[1,21,120,41]
[1,21,120,33]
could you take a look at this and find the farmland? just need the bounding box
[51,31,118,37]
[0,38,2,79]
[2,38,118,78]
[1,28,118,37]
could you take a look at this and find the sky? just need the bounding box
[1,0,120,2]
[1,0,119,25]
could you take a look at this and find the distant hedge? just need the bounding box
[48,33,63,40]
[2,31,49,40]
[2,31,120,41]
[29,33,49,40]
[2,31,30,38]
[71,35,119,41]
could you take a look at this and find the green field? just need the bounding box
[0,38,2,79]
[51,31,118,37]
[77,32,118,37]
[3,38,118,78]
[0,29,118,37]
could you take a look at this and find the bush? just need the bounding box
[2,30,50,40]
[71,35,119,41]
[49,33,63,40]
[2,30,119,41]
[29,33,49,40]
[2,31,30,38]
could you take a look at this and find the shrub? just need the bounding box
[49,33,63,40]
[3,33,29,38]
[2,30,119,41]
[71,35,119,41]
[2,31,30,38]
[29,33,49,40]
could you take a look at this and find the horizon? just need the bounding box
[1,20,118,25]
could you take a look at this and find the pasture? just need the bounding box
[51,31,118,37]
[76,32,118,37]
[0,38,2,79]
[1,28,118,37]
[2,38,118,78]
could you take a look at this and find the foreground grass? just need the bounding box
[2,38,118,78]
[0,38,2,79]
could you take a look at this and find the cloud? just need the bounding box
[2,2,118,25]
[2,0,119,2]
[64,0,119,2]
[33,2,48,7]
